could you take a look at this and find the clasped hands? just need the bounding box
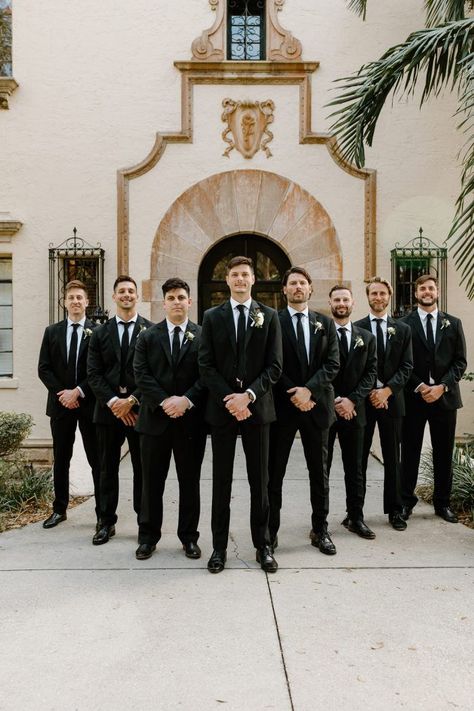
[110,398,138,427]
[162,396,190,419]
[417,383,444,403]
[224,392,252,421]
[369,387,391,410]
[287,386,315,412]
[335,396,356,421]
[57,388,80,410]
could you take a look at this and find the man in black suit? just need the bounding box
[199,256,283,574]
[38,279,100,528]
[268,267,339,555]
[400,274,467,523]
[133,278,207,560]
[327,285,377,539]
[87,275,153,544]
[354,277,413,531]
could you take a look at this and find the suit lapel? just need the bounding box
[157,321,172,367]
[435,311,444,351]
[385,316,395,360]
[59,320,68,365]
[127,318,143,364]
[345,324,358,367]
[244,300,260,349]
[412,311,430,351]
[177,321,197,366]
[109,318,122,363]
[308,311,324,363]
[78,318,93,359]
[282,308,299,358]
[222,301,237,355]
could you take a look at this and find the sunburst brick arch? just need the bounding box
[143,169,342,321]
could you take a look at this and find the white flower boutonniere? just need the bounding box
[313,321,324,334]
[387,326,396,339]
[83,328,93,340]
[184,330,195,344]
[354,336,365,350]
[250,309,264,328]
[441,318,451,330]
[138,325,147,336]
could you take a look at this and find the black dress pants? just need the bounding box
[50,410,100,517]
[268,415,329,539]
[327,416,365,521]
[401,399,457,510]
[138,422,207,546]
[361,403,403,514]
[96,420,142,526]
[210,419,271,551]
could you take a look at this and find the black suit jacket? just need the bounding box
[354,315,413,418]
[400,309,466,410]
[38,318,97,419]
[134,319,206,436]
[274,309,339,429]
[87,315,154,425]
[198,299,283,426]
[332,324,377,426]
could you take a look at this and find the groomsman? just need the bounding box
[400,275,466,523]
[87,275,153,544]
[134,278,207,560]
[268,267,339,555]
[199,256,282,574]
[38,280,100,528]
[327,285,377,539]
[354,277,413,531]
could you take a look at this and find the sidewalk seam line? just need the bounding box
[265,573,295,711]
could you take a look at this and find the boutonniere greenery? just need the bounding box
[354,335,365,350]
[387,326,396,339]
[441,318,450,330]
[250,309,264,328]
[184,330,195,344]
[83,328,93,340]
[313,320,324,334]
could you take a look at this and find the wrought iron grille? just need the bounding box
[49,228,105,324]
[391,227,447,317]
[227,0,266,60]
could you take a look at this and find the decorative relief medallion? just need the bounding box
[221,98,275,158]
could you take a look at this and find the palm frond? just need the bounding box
[425,0,466,28]
[347,0,368,20]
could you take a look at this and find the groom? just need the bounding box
[198,256,282,573]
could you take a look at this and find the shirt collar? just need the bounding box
[288,306,309,318]
[67,317,86,328]
[115,314,137,325]
[370,313,388,323]
[335,321,352,333]
[166,318,188,334]
[417,307,438,320]
[230,297,252,311]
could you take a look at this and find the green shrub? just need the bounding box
[0,459,52,512]
[418,445,474,516]
[0,412,33,458]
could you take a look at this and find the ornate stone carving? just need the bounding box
[0,77,18,109]
[221,98,275,158]
[191,1,302,62]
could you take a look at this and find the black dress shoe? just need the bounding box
[389,512,407,531]
[401,506,413,521]
[341,516,349,528]
[347,519,376,539]
[256,546,278,573]
[207,549,226,573]
[136,543,156,560]
[435,507,458,523]
[183,541,201,559]
[92,524,116,545]
[43,512,67,529]
[310,529,337,555]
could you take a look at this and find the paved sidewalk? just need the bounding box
[1,439,473,711]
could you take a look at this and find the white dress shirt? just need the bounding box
[336,321,352,351]
[288,306,310,360]
[369,312,388,388]
[166,318,188,350]
[230,297,252,335]
[66,317,86,397]
[417,307,438,386]
[116,314,137,343]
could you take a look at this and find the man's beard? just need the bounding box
[331,307,351,319]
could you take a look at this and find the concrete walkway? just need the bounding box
[1,439,473,711]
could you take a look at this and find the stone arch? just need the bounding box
[145,169,342,321]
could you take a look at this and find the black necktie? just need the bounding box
[338,327,349,364]
[295,313,309,381]
[172,325,181,366]
[67,323,79,387]
[119,321,131,388]
[236,304,246,384]
[374,318,385,383]
[426,313,435,381]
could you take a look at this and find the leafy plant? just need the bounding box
[418,444,474,516]
[0,412,33,458]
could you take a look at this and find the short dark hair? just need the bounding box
[65,279,88,295]
[415,274,438,289]
[365,276,393,296]
[113,275,137,291]
[329,284,353,298]
[226,256,254,273]
[162,278,190,297]
[282,267,313,287]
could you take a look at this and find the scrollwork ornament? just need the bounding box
[221,98,275,159]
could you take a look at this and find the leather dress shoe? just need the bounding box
[136,543,156,560]
[401,506,413,521]
[310,528,337,555]
[435,507,458,523]
[256,546,278,573]
[347,519,376,539]
[341,516,349,528]
[207,549,226,573]
[389,512,407,531]
[183,541,201,559]
[42,512,67,529]
[92,524,115,545]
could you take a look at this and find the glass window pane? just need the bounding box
[0,305,12,328]
[228,0,265,60]
[256,252,280,281]
[0,257,12,279]
[0,328,12,350]
[212,254,237,281]
[0,350,13,377]
[0,282,12,305]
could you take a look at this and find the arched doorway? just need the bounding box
[198,234,291,321]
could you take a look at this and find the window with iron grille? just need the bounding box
[228,0,266,60]
[0,256,13,377]
[391,228,447,318]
